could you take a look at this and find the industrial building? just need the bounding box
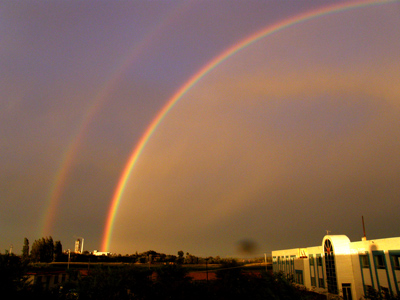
[272,234,400,299]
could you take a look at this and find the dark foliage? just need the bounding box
[30,236,62,263]
[0,253,30,296]
[211,268,325,300]
[363,286,400,300]
[22,237,30,262]
[9,261,336,299]
[75,265,153,300]
[152,264,192,299]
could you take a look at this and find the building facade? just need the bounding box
[272,235,400,299]
[75,239,81,253]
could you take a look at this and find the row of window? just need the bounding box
[310,254,325,288]
[359,251,400,297]
[273,255,295,275]
[275,253,400,270]
[360,253,400,270]
[274,253,400,270]
[309,255,322,266]
[360,254,386,269]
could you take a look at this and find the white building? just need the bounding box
[75,239,81,253]
[272,235,400,299]
[92,250,110,256]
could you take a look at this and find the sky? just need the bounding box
[1,0,400,258]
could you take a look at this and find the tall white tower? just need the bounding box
[75,239,81,253]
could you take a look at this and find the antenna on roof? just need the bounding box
[326,230,331,235]
[362,216,367,241]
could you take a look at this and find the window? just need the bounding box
[375,254,386,269]
[290,256,296,275]
[295,270,304,285]
[325,239,338,294]
[282,256,285,271]
[278,256,281,271]
[54,275,59,284]
[311,277,316,287]
[273,256,277,263]
[342,283,353,300]
[319,278,325,288]
[360,255,370,268]
[317,255,322,266]
[309,254,316,287]
[392,255,400,270]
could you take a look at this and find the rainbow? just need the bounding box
[40,61,135,236]
[101,0,397,251]
[40,2,190,237]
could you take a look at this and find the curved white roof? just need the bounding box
[322,235,351,255]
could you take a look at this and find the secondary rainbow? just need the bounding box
[101,0,397,251]
[39,3,190,237]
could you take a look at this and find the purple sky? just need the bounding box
[1,0,400,257]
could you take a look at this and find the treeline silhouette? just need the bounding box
[59,250,228,265]
[20,236,236,264]
[2,253,326,300]
[4,253,399,299]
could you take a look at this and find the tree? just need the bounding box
[184,253,197,264]
[30,236,56,262]
[30,239,42,262]
[177,250,184,264]
[54,240,62,261]
[22,238,29,262]
[44,236,54,261]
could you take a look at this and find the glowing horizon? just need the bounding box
[101,0,396,252]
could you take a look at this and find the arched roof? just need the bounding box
[322,235,351,255]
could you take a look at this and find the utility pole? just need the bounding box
[205,258,209,285]
[68,249,71,269]
[264,253,267,272]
